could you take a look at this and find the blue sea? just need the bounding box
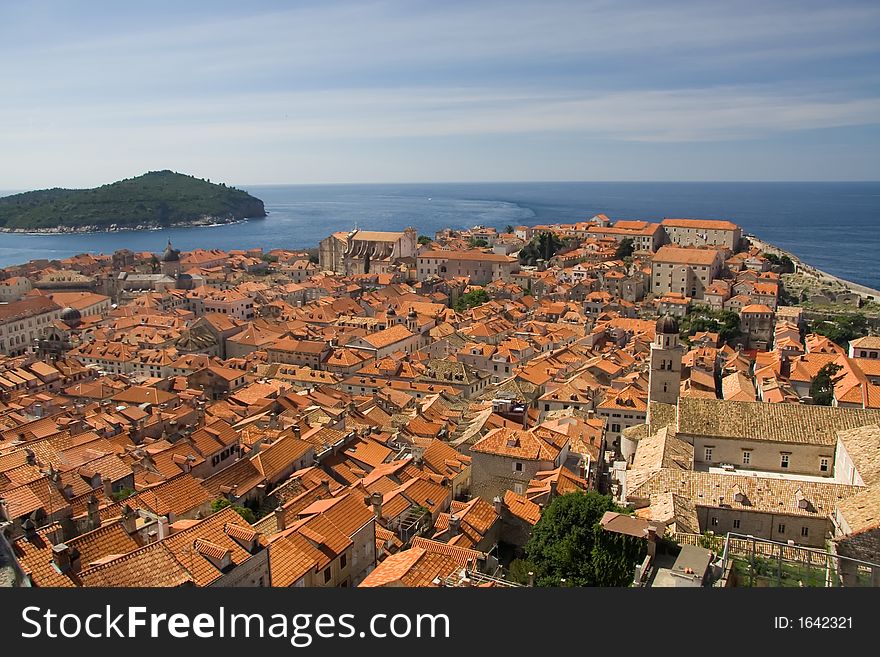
[0,181,878,289]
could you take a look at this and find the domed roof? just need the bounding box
[387,306,397,317]
[60,306,82,326]
[408,307,418,319]
[655,314,679,335]
[175,273,194,290]
[161,240,180,262]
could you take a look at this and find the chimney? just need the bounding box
[370,492,383,520]
[52,543,73,573]
[21,517,38,540]
[449,514,461,536]
[87,495,100,530]
[527,571,535,587]
[25,448,36,466]
[103,476,114,498]
[121,504,138,535]
[158,516,169,540]
[549,479,558,499]
[493,496,503,516]
[0,498,8,522]
[646,525,658,559]
[274,505,286,531]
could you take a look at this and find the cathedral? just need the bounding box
[318,227,418,275]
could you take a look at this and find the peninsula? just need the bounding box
[0,170,266,233]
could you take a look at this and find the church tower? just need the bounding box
[648,314,682,406]
[160,240,181,277]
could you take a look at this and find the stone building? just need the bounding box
[416,249,519,284]
[650,246,724,300]
[469,427,569,501]
[739,304,775,350]
[318,228,418,275]
[660,218,742,251]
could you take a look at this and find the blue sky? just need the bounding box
[2,0,880,187]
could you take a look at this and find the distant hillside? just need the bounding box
[0,170,267,231]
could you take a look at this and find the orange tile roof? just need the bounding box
[653,245,723,266]
[661,218,739,231]
[358,547,461,587]
[503,490,542,525]
[68,521,141,568]
[471,427,562,462]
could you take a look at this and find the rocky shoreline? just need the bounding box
[745,232,880,301]
[0,214,260,235]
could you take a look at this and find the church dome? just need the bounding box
[387,306,397,317]
[408,307,418,319]
[655,314,679,335]
[60,306,82,327]
[175,273,194,290]
[161,240,180,262]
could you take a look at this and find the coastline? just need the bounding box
[0,215,262,236]
[744,232,880,300]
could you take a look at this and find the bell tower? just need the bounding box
[160,240,181,277]
[648,314,682,406]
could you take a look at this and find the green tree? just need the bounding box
[810,362,842,406]
[507,558,538,585]
[680,306,741,344]
[505,224,515,234]
[518,231,565,266]
[453,289,490,313]
[111,487,136,502]
[614,237,635,260]
[810,314,869,347]
[525,491,646,587]
[211,498,256,524]
[469,237,489,248]
[418,235,433,245]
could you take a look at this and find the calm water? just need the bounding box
[0,181,878,289]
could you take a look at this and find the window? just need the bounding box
[704,447,713,462]
[801,527,809,537]
[514,462,524,472]
[780,454,789,469]
[711,517,718,526]
[611,423,621,433]
[820,458,829,473]
[777,523,785,534]
[733,519,740,529]
[340,554,347,569]
[742,451,751,465]
[323,567,332,583]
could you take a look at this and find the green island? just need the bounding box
[0,170,266,233]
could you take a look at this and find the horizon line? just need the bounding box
[5,178,880,195]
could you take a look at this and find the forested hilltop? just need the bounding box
[0,170,266,232]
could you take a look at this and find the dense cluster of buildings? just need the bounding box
[0,213,878,588]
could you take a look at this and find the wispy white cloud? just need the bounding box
[4,85,879,145]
